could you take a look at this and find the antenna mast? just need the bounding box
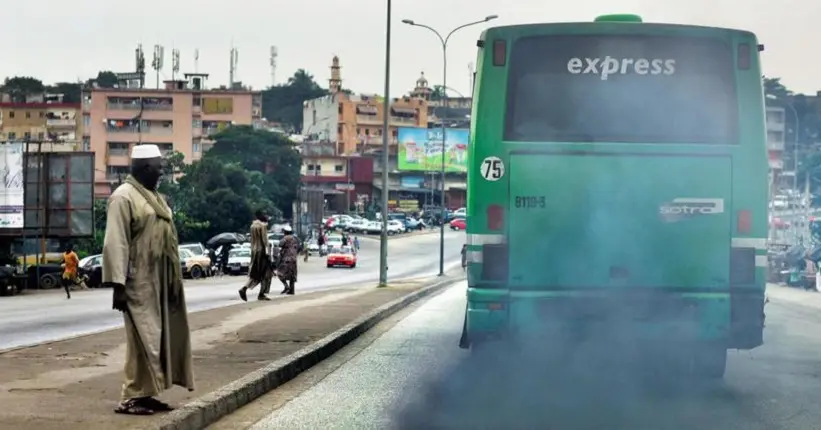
[229,46,239,88]
[194,49,199,73]
[151,44,165,89]
[135,44,146,88]
[270,46,278,87]
[171,49,180,81]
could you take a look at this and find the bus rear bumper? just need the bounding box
[463,288,734,347]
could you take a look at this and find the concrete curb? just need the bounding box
[155,276,461,430]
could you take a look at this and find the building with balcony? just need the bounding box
[0,102,82,149]
[298,141,373,213]
[82,73,262,196]
[302,56,429,156]
[766,106,786,190]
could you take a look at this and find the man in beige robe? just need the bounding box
[103,144,195,415]
[238,210,273,301]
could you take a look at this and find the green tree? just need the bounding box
[205,126,301,216]
[2,76,45,102]
[94,71,119,88]
[46,82,82,103]
[261,69,328,131]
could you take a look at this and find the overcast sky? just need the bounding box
[2,0,818,96]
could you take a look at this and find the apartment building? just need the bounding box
[301,57,429,155]
[0,102,83,151]
[82,74,262,196]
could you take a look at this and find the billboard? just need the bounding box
[397,128,468,173]
[23,152,95,237]
[0,143,24,228]
[203,97,234,114]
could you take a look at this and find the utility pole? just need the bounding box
[378,0,392,287]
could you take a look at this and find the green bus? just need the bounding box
[460,14,768,378]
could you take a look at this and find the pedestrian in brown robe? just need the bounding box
[277,225,300,295]
[103,144,194,415]
[238,210,273,301]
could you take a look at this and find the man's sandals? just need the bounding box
[114,397,175,415]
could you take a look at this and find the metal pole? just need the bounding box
[439,43,447,276]
[378,0,391,287]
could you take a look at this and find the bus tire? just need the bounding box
[40,273,59,289]
[693,347,727,379]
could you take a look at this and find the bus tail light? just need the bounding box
[737,43,750,70]
[487,204,503,230]
[493,40,506,66]
[737,210,751,234]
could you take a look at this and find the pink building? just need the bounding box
[82,74,262,197]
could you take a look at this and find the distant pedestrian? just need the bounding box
[239,210,273,301]
[103,144,194,415]
[61,244,79,299]
[342,233,349,247]
[277,226,300,295]
[353,236,360,252]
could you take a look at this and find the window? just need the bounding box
[39,112,44,118]
[193,143,201,153]
[365,129,370,136]
[107,142,129,156]
[8,111,14,118]
[24,132,31,140]
[25,112,31,119]
[82,136,90,151]
[192,119,202,129]
[504,35,738,144]
[83,115,90,127]
[8,132,15,140]
[335,164,344,172]
[38,132,45,140]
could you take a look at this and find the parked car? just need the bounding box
[179,248,212,279]
[227,248,252,275]
[326,246,357,268]
[79,254,103,288]
[346,219,367,233]
[387,220,406,235]
[364,221,382,234]
[450,218,466,230]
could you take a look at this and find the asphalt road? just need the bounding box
[0,230,464,351]
[243,282,821,430]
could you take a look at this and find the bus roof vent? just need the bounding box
[595,14,643,23]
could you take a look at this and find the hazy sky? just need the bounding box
[2,0,819,97]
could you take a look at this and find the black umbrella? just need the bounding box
[206,232,245,249]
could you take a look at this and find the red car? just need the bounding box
[326,246,357,268]
[450,218,466,230]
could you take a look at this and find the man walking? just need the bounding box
[103,144,194,415]
[61,244,80,299]
[238,210,273,301]
[277,225,300,295]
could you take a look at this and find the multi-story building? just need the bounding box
[82,73,262,196]
[298,141,373,213]
[766,105,786,193]
[0,102,83,151]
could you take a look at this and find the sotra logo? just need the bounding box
[567,56,676,80]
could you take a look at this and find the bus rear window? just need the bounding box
[504,35,738,144]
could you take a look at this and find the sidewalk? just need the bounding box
[767,282,821,309]
[358,228,438,240]
[0,278,443,430]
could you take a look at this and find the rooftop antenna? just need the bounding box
[135,44,146,88]
[172,48,180,81]
[194,48,199,73]
[270,46,278,87]
[151,44,165,89]
[229,45,239,88]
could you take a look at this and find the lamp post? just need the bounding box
[378,0,392,287]
[402,14,498,276]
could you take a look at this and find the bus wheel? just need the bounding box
[692,346,727,379]
[40,273,59,289]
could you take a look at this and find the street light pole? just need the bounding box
[402,15,498,276]
[378,0,392,287]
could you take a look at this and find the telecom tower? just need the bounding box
[151,44,165,88]
[172,49,180,80]
[135,44,146,88]
[270,46,278,87]
[194,49,200,73]
[229,46,239,88]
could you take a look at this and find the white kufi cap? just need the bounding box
[131,144,162,159]
[282,225,293,233]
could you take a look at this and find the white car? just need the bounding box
[387,220,405,234]
[227,248,252,275]
[364,221,382,234]
[326,234,344,249]
[453,207,466,217]
[346,219,366,233]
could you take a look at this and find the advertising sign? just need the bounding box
[0,143,24,228]
[397,127,468,173]
[400,176,425,189]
